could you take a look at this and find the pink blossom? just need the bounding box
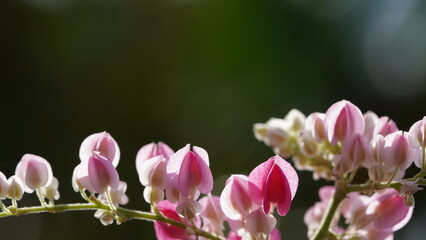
[408,116,426,148]
[0,171,8,199]
[15,154,53,193]
[366,189,413,231]
[383,131,420,170]
[136,142,173,191]
[337,134,372,175]
[253,118,289,149]
[79,131,120,167]
[325,100,365,145]
[154,200,192,240]
[305,112,327,142]
[166,144,213,199]
[245,207,277,238]
[248,156,298,216]
[199,194,226,235]
[373,117,398,137]
[74,153,120,194]
[220,175,262,220]
[7,176,24,200]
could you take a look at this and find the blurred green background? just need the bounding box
[2,0,426,239]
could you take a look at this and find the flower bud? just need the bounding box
[88,153,120,194]
[245,207,276,238]
[79,131,120,167]
[248,156,298,216]
[0,171,8,199]
[220,175,262,220]
[166,144,213,198]
[283,109,306,132]
[254,119,289,149]
[176,198,201,220]
[40,176,60,201]
[325,100,365,145]
[305,112,326,142]
[383,131,420,170]
[341,134,372,170]
[373,117,398,137]
[199,194,226,235]
[408,116,426,148]
[15,154,53,193]
[7,176,24,200]
[154,200,190,240]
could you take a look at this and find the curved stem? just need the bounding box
[0,202,223,240]
[310,187,346,240]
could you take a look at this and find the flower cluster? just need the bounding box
[0,131,299,240]
[0,154,59,211]
[136,142,298,239]
[254,99,426,239]
[305,186,413,240]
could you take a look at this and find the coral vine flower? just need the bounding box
[79,131,120,167]
[15,154,53,193]
[88,153,120,194]
[248,156,298,216]
[220,175,262,220]
[366,189,413,231]
[74,153,120,194]
[166,144,213,198]
[136,142,173,189]
[325,100,365,145]
[0,171,8,199]
[383,131,420,171]
[154,200,193,240]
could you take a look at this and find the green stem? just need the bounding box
[310,187,346,240]
[0,202,222,240]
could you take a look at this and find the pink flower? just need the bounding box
[0,171,8,199]
[383,131,420,170]
[336,134,372,175]
[154,200,192,240]
[166,144,213,199]
[366,189,413,231]
[220,175,262,220]
[325,100,365,145]
[408,116,426,148]
[74,153,120,194]
[7,176,24,201]
[305,112,327,142]
[136,142,173,189]
[373,116,398,137]
[245,207,277,238]
[248,156,298,216]
[79,132,120,167]
[199,194,226,235]
[15,154,53,193]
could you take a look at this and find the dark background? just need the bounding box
[1,0,426,239]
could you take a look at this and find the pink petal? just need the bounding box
[158,142,174,160]
[88,153,120,194]
[245,208,276,237]
[264,164,292,216]
[166,144,190,174]
[135,142,156,169]
[15,154,53,193]
[154,200,188,240]
[325,100,365,145]
[193,146,210,166]
[79,132,120,167]
[270,228,281,240]
[0,171,8,199]
[137,156,166,188]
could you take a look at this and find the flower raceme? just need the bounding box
[254,99,426,240]
[5,99,426,240]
